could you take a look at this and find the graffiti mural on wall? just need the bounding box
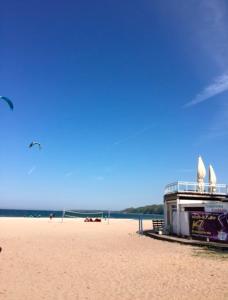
[190,212,228,242]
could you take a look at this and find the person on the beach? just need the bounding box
[49,213,53,220]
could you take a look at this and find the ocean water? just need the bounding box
[0,209,163,220]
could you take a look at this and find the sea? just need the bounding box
[0,209,163,220]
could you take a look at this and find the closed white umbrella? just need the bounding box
[209,164,217,193]
[197,156,206,192]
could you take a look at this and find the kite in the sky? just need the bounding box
[29,141,42,150]
[0,96,14,110]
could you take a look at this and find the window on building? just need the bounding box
[184,207,204,212]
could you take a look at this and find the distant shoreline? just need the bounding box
[0,208,163,219]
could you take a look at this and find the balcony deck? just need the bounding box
[164,181,228,195]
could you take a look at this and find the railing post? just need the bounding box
[141,218,143,233]
[138,216,141,234]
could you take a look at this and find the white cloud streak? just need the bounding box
[159,1,228,70]
[113,125,154,146]
[185,73,228,107]
[199,0,228,69]
[28,165,36,175]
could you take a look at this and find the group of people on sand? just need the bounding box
[84,217,101,222]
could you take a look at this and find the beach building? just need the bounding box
[163,157,228,242]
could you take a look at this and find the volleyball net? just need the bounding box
[62,210,105,221]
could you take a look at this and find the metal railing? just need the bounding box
[164,181,228,195]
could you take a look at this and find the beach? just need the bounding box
[0,218,228,300]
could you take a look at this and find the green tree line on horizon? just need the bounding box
[122,204,163,215]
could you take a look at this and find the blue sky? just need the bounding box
[1,0,228,210]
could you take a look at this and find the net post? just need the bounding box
[108,210,110,224]
[61,208,65,223]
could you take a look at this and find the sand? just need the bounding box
[0,217,228,300]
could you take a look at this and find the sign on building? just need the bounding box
[205,203,227,213]
[190,212,228,242]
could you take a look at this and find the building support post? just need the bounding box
[164,200,168,233]
[176,197,181,236]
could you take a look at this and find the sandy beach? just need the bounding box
[0,218,228,300]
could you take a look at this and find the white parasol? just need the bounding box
[197,156,206,192]
[209,164,217,193]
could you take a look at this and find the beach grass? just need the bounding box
[192,247,228,260]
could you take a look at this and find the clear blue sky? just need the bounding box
[1,0,228,210]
